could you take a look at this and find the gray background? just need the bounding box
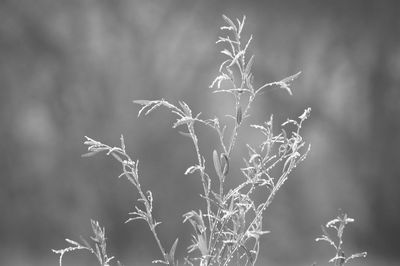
[1,0,399,265]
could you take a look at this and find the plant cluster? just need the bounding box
[314,212,367,266]
[53,15,366,266]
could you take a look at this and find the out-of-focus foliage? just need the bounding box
[1,0,399,265]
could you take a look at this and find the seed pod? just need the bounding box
[236,106,242,125]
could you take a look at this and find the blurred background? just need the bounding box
[1,0,399,265]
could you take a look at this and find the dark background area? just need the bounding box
[1,0,399,265]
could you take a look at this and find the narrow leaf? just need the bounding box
[221,153,229,176]
[65,238,81,247]
[133,100,152,106]
[221,49,233,58]
[79,236,92,249]
[120,134,125,151]
[237,15,246,36]
[178,131,192,138]
[185,165,200,175]
[219,59,231,72]
[168,238,179,265]
[241,245,254,264]
[229,50,244,67]
[280,71,301,84]
[173,117,193,128]
[245,55,254,76]
[213,150,222,178]
[222,15,237,33]
[152,260,169,265]
[145,101,162,116]
[236,106,242,125]
[179,101,192,117]
[111,152,123,163]
[243,34,253,54]
[133,100,153,117]
[81,150,101,158]
[345,252,367,263]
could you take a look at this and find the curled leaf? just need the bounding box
[185,165,201,175]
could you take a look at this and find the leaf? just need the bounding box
[173,117,193,128]
[94,244,102,263]
[152,259,169,265]
[81,150,101,158]
[237,15,246,36]
[213,150,223,178]
[229,50,244,67]
[246,72,254,91]
[236,106,242,125]
[79,236,91,249]
[222,14,237,33]
[211,191,224,208]
[278,71,302,95]
[133,100,152,117]
[178,131,192,138]
[120,134,126,151]
[144,101,163,116]
[209,74,230,89]
[244,55,254,76]
[133,99,152,106]
[179,101,192,117]
[219,59,230,72]
[345,252,367,264]
[221,49,233,58]
[111,152,123,163]
[243,35,253,54]
[326,218,341,228]
[133,100,166,116]
[185,165,201,175]
[65,238,81,247]
[197,234,209,257]
[167,238,179,265]
[316,225,337,249]
[280,71,301,84]
[283,155,295,172]
[221,153,229,176]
